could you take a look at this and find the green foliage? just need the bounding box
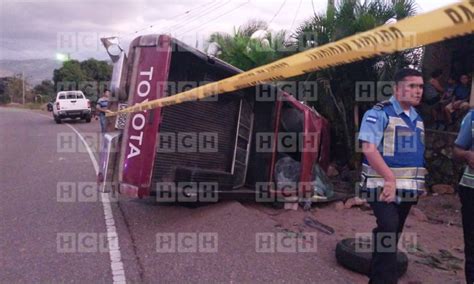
[3,75,25,104]
[291,0,419,165]
[53,60,87,88]
[206,20,291,71]
[33,80,55,100]
[53,58,112,100]
[0,78,10,104]
[80,59,112,82]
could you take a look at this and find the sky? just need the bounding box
[0,0,460,61]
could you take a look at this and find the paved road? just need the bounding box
[0,108,358,283]
[0,108,141,283]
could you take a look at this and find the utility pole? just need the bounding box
[22,71,25,105]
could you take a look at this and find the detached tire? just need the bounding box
[335,238,408,277]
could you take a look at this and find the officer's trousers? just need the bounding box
[368,200,413,284]
[459,185,474,284]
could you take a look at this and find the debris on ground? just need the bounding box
[332,201,345,211]
[344,197,367,209]
[303,216,335,235]
[245,193,464,283]
[409,245,464,271]
[431,184,455,195]
[410,207,428,222]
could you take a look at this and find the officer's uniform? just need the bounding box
[454,110,474,284]
[358,96,426,284]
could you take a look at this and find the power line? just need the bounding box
[311,0,317,18]
[66,1,220,58]
[118,0,220,39]
[157,0,226,33]
[268,0,288,26]
[177,1,250,37]
[168,0,233,35]
[290,0,303,31]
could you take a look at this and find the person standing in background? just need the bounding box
[96,89,111,133]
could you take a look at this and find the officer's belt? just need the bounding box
[362,163,427,179]
[460,166,474,188]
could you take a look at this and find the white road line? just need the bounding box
[15,109,128,283]
[65,124,99,173]
[66,123,127,284]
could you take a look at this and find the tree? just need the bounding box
[292,0,418,166]
[2,74,33,104]
[53,59,112,101]
[80,58,112,82]
[53,60,87,91]
[0,78,10,104]
[206,20,291,71]
[80,59,112,99]
[33,80,55,100]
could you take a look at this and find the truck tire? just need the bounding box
[54,116,62,124]
[335,238,408,277]
[85,116,91,123]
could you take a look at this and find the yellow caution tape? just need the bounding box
[107,0,474,117]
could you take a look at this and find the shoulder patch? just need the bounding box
[365,115,378,124]
[372,100,391,111]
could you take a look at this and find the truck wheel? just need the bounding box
[54,116,62,124]
[85,116,91,123]
[335,238,408,277]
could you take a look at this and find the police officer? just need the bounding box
[358,68,426,283]
[453,110,474,284]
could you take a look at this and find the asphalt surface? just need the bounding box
[0,108,355,283]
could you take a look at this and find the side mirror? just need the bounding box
[100,37,124,63]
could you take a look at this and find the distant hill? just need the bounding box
[0,59,61,86]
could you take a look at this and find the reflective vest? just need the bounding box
[459,112,474,188]
[360,101,426,196]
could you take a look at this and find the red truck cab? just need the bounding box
[99,34,330,203]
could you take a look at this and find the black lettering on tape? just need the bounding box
[341,42,352,52]
[328,46,338,56]
[445,8,464,24]
[307,53,318,61]
[444,2,474,25]
[460,4,474,21]
[351,39,362,49]
[388,27,404,39]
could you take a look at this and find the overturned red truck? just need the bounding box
[98,34,331,203]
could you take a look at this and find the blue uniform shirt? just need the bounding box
[358,96,419,150]
[455,111,472,150]
[358,96,425,202]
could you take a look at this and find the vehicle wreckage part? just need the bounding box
[335,238,408,277]
[98,132,121,193]
[303,216,334,235]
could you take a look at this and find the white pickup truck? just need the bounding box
[52,91,91,124]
